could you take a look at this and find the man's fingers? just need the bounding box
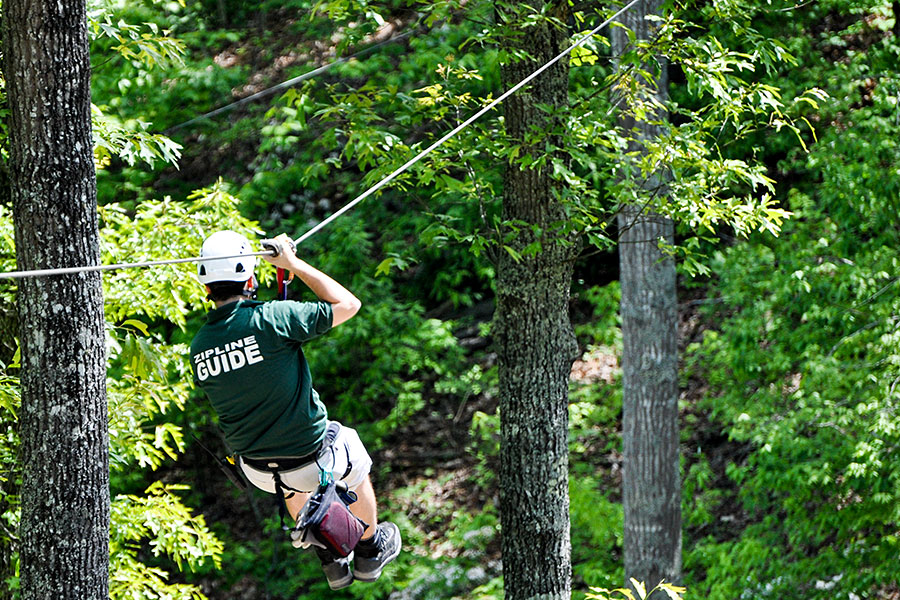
[277,234,296,254]
[260,238,283,257]
[262,235,296,258]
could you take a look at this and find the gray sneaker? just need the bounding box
[353,522,401,582]
[315,548,354,590]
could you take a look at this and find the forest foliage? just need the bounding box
[1,0,899,598]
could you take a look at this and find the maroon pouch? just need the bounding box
[298,481,366,557]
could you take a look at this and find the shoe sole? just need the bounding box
[353,524,402,582]
[324,552,354,590]
[327,573,354,590]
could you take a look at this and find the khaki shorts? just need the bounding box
[239,422,373,494]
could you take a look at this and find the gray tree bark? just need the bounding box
[2,0,110,598]
[494,2,578,599]
[612,0,683,592]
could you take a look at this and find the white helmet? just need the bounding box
[198,231,257,284]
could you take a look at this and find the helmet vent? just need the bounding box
[199,265,207,276]
[235,264,245,273]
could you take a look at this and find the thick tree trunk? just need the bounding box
[494,3,577,599]
[2,0,110,598]
[612,0,682,592]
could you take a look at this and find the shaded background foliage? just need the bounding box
[1,0,899,598]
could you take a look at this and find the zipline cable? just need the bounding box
[167,24,422,132]
[0,0,643,281]
[0,252,276,280]
[293,0,643,245]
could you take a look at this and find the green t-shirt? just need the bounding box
[190,299,333,458]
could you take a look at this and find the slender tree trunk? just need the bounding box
[217,0,229,27]
[894,0,900,38]
[494,2,577,599]
[612,0,682,593]
[3,0,110,598]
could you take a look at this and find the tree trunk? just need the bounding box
[894,1,900,38]
[494,2,578,599]
[2,0,110,598]
[612,0,683,592]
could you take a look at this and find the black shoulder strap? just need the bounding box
[192,433,248,490]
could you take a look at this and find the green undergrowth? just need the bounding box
[569,282,626,597]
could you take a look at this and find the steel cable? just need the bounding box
[0,0,643,281]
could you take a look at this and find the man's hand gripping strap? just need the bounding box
[260,238,294,300]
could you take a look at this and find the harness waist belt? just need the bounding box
[241,451,318,471]
[241,422,341,472]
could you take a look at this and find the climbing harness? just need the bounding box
[238,421,360,541]
[0,0,644,282]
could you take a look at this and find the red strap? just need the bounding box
[277,268,287,300]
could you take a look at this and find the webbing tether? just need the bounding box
[276,267,293,300]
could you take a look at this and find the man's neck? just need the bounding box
[214,296,246,309]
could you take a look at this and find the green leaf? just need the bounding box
[375,258,394,277]
[612,588,636,600]
[631,579,647,600]
[502,245,522,262]
[660,582,687,600]
[123,319,149,336]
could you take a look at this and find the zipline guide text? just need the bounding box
[194,336,263,381]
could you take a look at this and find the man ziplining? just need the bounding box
[189,230,401,590]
